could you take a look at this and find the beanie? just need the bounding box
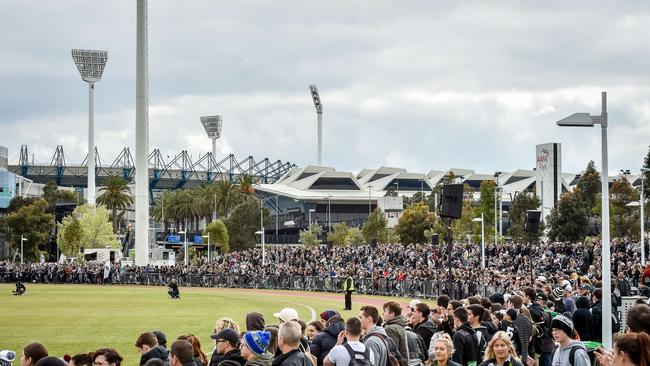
[0,350,16,366]
[551,314,573,336]
[243,331,271,355]
[552,287,564,300]
[319,310,339,322]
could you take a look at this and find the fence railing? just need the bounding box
[1,270,505,300]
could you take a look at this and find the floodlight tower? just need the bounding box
[309,85,323,165]
[201,115,223,157]
[71,49,108,206]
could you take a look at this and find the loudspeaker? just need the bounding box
[431,234,439,246]
[440,184,463,219]
[326,241,333,250]
[525,210,541,233]
[371,239,378,248]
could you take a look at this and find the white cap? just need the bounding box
[535,276,547,283]
[409,299,422,308]
[274,307,299,322]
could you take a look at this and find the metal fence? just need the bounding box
[1,269,506,299]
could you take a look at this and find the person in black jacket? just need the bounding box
[210,329,246,366]
[451,307,479,366]
[273,321,312,366]
[572,296,592,341]
[310,316,345,366]
[136,332,169,366]
[411,303,437,357]
[591,289,603,342]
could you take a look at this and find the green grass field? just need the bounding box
[1,284,424,365]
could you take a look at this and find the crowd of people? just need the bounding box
[3,287,650,366]
[2,238,650,299]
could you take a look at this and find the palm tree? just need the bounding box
[195,183,218,223]
[97,176,134,233]
[173,189,195,232]
[215,180,241,218]
[238,174,255,195]
[151,190,174,232]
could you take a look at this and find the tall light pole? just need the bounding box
[201,115,223,160]
[642,168,649,265]
[178,231,188,266]
[472,214,485,269]
[72,49,108,206]
[368,185,373,214]
[309,208,316,231]
[134,0,150,267]
[494,172,502,244]
[20,234,27,265]
[250,194,279,266]
[309,85,323,165]
[202,233,210,261]
[556,91,611,349]
[326,194,332,233]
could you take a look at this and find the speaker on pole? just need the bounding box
[440,184,463,219]
[524,210,541,233]
[431,234,439,246]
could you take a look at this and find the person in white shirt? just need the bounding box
[325,317,375,366]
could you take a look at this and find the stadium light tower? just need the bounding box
[201,115,223,158]
[71,49,108,206]
[309,85,323,165]
[556,91,611,349]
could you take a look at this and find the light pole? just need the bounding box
[368,185,373,214]
[394,181,399,196]
[642,168,649,265]
[20,234,27,265]
[494,172,502,244]
[178,230,188,266]
[250,194,279,266]
[472,214,485,269]
[326,194,332,233]
[556,91,612,349]
[309,208,316,231]
[72,49,108,206]
[202,233,210,261]
[309,85,323,165]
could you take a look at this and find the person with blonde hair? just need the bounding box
[428,334,461,366]
[478,331,523,366]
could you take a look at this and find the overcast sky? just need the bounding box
[2,1,650,176]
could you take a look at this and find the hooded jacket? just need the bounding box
[218,349,247,366]
[363,326,389,366]
[412,320,437,355]
[572,297,592,342]
[140,346,169,366]
[246,312,266,331]
[384,315,410,366]
[452,323,479,366]
[245,351,274,366]
[310,321,345,366]
[550,341,590,366]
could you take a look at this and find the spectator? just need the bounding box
[325,317,374,366]
[210,318,242,366]
[247,313,266,332]
[21,343,48,366]
[360,306,390,366]
[34,357,65,366]
[275,308,300,325]
[153,331,168,351]
[478,331,523,366]
[383,302,409,366]
[177,334,208,366]
[91,348,123,366]
[272,321,311,366]
[411,303,437,355]
[311,316,345,366]
[550,315,590,366]
[626,304,650,334]
[307,322,324,342]
[170,340,197,366]
[240,331,273,366]
[572,297,592,341]
[136,332,168,366]
[507,295,531,364]
[428,334,460,366]
[612,332,650,366]
[210,329,246,366]
[467,304,491,357]
[69,354,92,366]
[451,307,479,366]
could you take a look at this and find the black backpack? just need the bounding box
[343,343,373,366]
[551,344,587,366]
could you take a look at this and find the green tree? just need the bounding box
[362,208,387,243]
[548,191,589,242]
[42,181,79,212]
[225,199,270,251]
[507,192,543,243]
[7,196,37,213]
[384,186,397,197]
[610,177,639,238]
[73,204,120,249]
[477,180,497,241]
[327,222,351,246]
[203,219,230,254]
[97,176,134,234]
[56,215,83,256]
[215,180,241,217]
[348,228,365,246]
[395,203,436,244]
[4,199,55,262]
[238,174,255,195]
[379,227,400,244]
[576,160,601,213]
[299,224,322,246]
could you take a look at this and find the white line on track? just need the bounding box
[289,301,317,322]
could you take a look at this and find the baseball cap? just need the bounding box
[210,328,240,345]
[273,307,299,322]
[535,293,548,302]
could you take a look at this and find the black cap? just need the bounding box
[210,328,240,345]
[535,293,548,302]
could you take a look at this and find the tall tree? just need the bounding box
[56,215,83,257]
[576,160,601,214]
[238,174,255,195]
[609,177,639,238]
[203,219,230,254]
[362,208,388,243]
[71,204,121,250]
[547,191,589,242]
[327,222,351,246]
[225,199,270,251]
[477,180,497,240]
[42,181,79,212]
[215,180,241,217]
[4,199,55,261]
[395,203,436,244]
[97,176,134,233]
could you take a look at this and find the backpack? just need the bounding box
[474,329,488,358]
[343,343,373,366]
[534,311,552,341]
[367,333,400,366]
[552,344,587,366]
